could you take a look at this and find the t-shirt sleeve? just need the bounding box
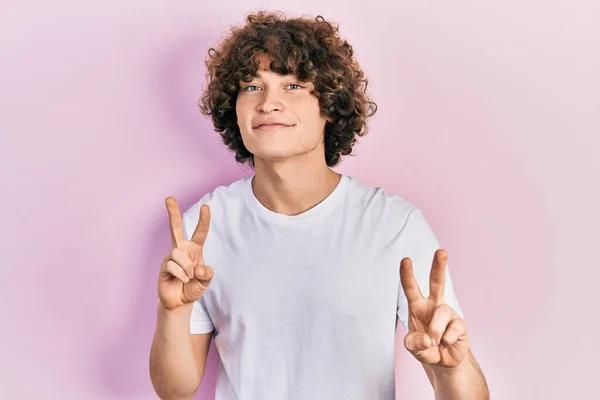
[190,297,214,334]
[396,207,464,332]
[182,202,215,334]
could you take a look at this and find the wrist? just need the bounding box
[430,354,470,377]
[157,301,194,320]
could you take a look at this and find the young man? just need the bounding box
[150,11,489,400]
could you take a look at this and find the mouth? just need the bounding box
[253,123,294,131]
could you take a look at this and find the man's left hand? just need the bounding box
[400,249,470,370]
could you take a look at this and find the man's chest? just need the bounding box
[203,228,402,333]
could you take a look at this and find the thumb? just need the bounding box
[404,332,434,354]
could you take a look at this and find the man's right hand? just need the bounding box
[158,197,214,310]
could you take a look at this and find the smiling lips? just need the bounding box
[253,122,294,131]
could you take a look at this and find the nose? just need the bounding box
[256,88,284,113]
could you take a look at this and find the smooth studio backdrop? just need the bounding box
[1,0,598,399]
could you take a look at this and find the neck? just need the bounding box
[251,152,341,216]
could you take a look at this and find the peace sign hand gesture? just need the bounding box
[400,249,470,369]
[158,197,214,310]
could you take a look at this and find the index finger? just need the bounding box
[190,204,211,246]
[165,196,185,248]
[400,257,424,303]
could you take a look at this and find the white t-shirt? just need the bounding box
[182,174,463,400]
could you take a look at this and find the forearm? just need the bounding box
[430,357,489,400]
[149,302,201,400]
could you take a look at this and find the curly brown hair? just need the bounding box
[198,11,377,167]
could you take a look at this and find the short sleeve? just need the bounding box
[182,202,215,334]
[190,298,214,334]
[396,208,464,332]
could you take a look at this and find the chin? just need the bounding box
[243,137,321,163]
[251,149,299,162]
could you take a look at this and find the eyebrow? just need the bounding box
[244,72,305,82]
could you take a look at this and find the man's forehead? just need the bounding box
[245,53,312,84]
[249,68,298,81]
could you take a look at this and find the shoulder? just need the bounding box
[345,175,420,227]
[181,176,249,238]
[345,176,440,253]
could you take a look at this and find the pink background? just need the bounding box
[2,0,598,399]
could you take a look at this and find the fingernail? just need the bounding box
[197,269,204,277]
[431,338,438,346]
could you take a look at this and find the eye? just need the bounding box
[286,83,303,90]
[241,85,261,92]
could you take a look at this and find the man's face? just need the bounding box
[235,54,328,163]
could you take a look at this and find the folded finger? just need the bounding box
[164,260,189,283]
[440,318,468,348]
[404,332,433,354]
[428,304,456,345]
[194,264,214,284]
[170,248,195,279]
